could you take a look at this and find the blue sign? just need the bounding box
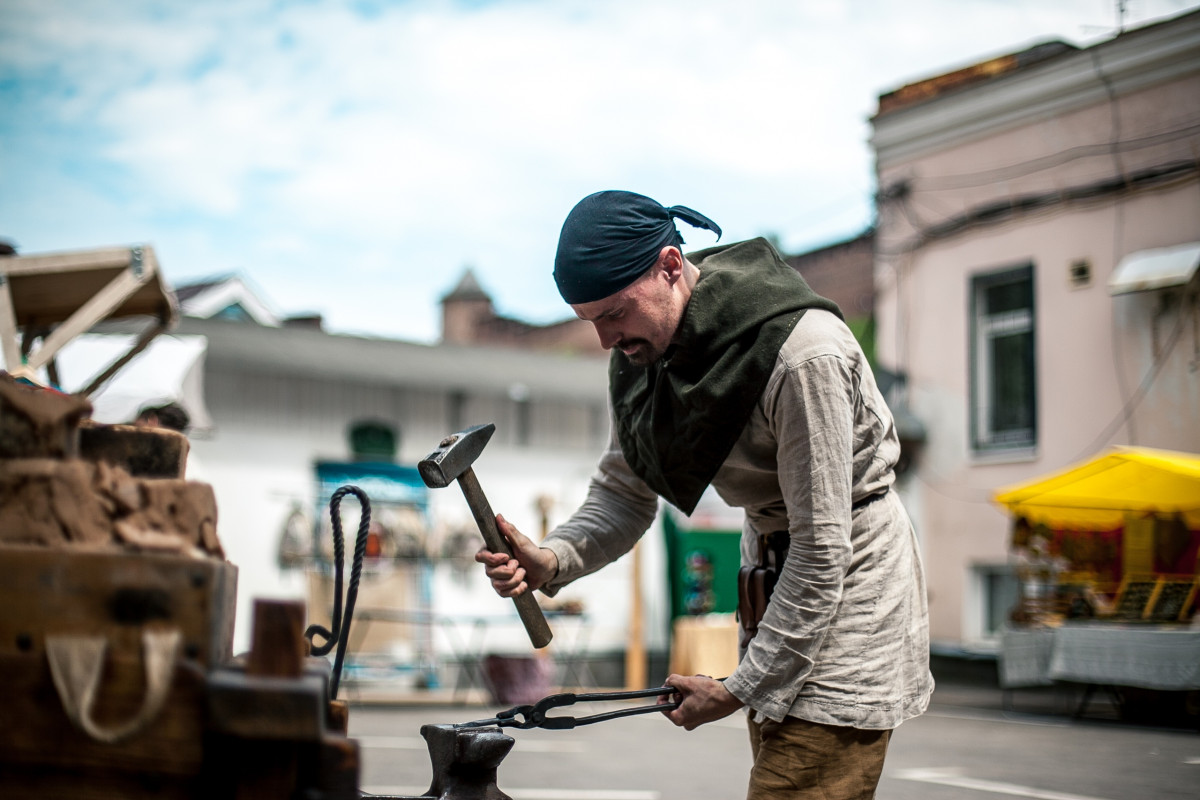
[314,460,428,508]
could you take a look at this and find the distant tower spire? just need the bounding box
[440,266,495,345]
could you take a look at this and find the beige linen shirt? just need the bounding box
[541,308,933,729]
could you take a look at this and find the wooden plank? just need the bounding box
[0,546,237,782]
[26,266,146,372]
[0,763,196,799]
[0,276,24,374]
[0,247,135,276]
[78,422,189,478]
[1142,577,1166,621]
[0,545,237,668]
[1,245,176,329]
[78,319,168,398]
[0,649,207,778]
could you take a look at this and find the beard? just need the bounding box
[618,338,664,367]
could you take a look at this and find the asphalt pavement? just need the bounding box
[346,667,1200,800]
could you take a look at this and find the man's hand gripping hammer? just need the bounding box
[419,423,553,648]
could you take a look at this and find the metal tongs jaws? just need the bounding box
[457,687,681,731]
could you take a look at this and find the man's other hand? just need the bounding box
[474,514,558,597]
[661,674,744,731]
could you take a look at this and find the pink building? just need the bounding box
[871,10,1200,650]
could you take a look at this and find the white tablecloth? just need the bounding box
[1001,624,1200,690]
[999,627,1056,688]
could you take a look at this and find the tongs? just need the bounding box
[455,686,681,730]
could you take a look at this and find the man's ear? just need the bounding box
[657,246,684,285]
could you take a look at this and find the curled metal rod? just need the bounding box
[304,485,372,699]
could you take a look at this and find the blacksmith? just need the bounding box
[477,190,933,799]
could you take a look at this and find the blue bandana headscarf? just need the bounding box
[553,190,722,304]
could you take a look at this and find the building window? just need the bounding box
[448,391,466,434]
[969,563,1019,640]
[515,398,531,446]
[970,264,1036,453]
[508,383,532,447]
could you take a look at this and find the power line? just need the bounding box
[910,123,1200,190]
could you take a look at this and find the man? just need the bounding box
[477,190,932,799]
[134,401,190,433]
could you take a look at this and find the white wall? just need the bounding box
[190,363,672,665]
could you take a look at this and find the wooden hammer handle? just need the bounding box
[457,468,553,649]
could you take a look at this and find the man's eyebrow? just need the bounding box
[576,304,621,322]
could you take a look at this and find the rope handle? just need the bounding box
[46,628,180,744]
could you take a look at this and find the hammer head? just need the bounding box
[418,423,496,488]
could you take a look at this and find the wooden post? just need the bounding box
[247,599,306,679]
[236,599,308,800]
[625,543,646,690]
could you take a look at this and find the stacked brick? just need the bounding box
[0,373,223,557]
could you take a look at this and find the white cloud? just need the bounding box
[2,0,1197,341]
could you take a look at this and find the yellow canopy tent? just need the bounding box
[993,446,1200,530]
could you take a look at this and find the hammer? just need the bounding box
[419,423,553,649]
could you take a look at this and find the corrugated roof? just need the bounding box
[173,316,609,403]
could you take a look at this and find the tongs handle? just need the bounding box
[455,686,682,730]
[544,686,680,729]
[573,687,678,704]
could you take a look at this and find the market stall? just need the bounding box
[993,447,1200,721]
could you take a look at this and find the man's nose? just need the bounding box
[592,322,620,350]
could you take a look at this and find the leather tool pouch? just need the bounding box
[736,531,790,649]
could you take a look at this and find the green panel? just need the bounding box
[845,314,876,366]
[662,513,743,627]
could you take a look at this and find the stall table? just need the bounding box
[1000,623,1200,719]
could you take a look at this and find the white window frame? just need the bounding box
[966,562,1019,644]
[969,264,1037,454]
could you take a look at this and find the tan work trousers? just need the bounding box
[746,716,891,799]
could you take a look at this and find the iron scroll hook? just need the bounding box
[304,485,372,700]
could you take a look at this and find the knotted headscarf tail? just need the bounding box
[553,190,722,304]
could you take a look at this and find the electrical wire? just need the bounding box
[1074,273,1199,461]
[876,159,1198,257]
[905,124,1200,191]
[873,27,1200,515]
[1090,46,1129,187]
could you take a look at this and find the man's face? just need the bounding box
[571,261,682,366]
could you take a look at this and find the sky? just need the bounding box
[3,0,1199,344]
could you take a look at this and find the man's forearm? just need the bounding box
[540,458,658,594]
